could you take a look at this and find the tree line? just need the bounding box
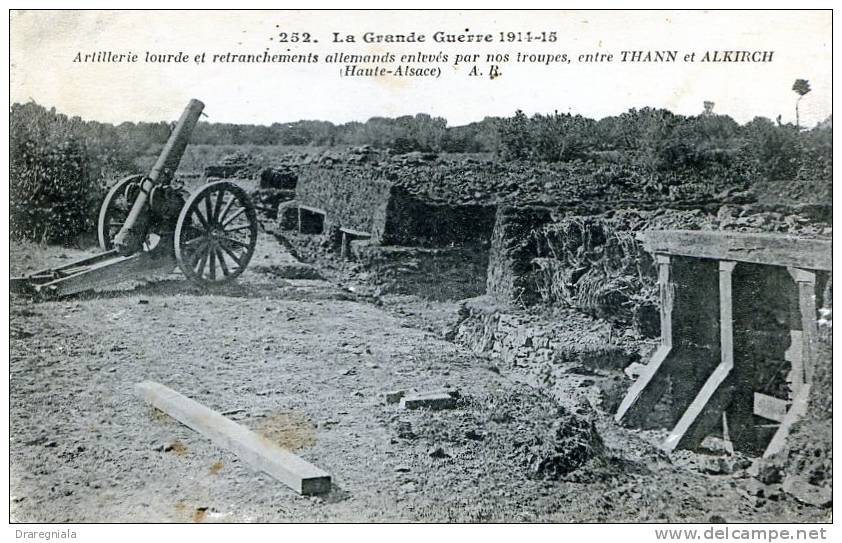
[9,100,832,243]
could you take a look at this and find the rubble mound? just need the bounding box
[259,165,298,190]
[203,152,262,179]
[308,153,757,208]
[481,384,604,479]
[762,340,833,493]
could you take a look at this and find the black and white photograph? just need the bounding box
[6,8,833,535]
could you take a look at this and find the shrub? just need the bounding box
[9,104,108,243]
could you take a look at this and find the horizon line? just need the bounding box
[10,99,832,130]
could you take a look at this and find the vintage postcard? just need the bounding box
[7,8,832,533]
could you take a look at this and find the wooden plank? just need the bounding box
[719,261,736,369]
[764,384,811,458]
[136,381,331,495]
[401,392,457,410]
[754,393,788,423]
[662,362,732,452]
[339,227,372,238]
[615,345,671,423]
[719,261,757,452]
[299,204,327,216]
[639,230,831,271]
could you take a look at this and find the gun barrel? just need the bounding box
[113,99,205,255]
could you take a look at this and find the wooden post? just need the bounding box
[658,254,674,352]
[297,206,303,233]
[662,260,736,452]
[784,330,805,396]
[340,231,350,259]
[719,260,736,372]
[615,254,674,423]
[760,268,819,458]
[787,267,817,385]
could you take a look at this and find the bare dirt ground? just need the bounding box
[9,234,830,523]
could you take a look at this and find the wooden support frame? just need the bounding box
[662,260,737,453]
[787,267,818,386]
[755,267,820,458]
[338,227,372,260]
[615,254,674,423]
[622,230,827,457]
[296,205,327,235]
[339,227,372,238]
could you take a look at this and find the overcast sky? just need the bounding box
[10,10,832,127]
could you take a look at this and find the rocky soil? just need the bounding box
[9,234,831,522]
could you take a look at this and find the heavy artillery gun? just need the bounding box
[11,99,259,298]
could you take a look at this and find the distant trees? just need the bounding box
[495,105,830,194]
[9,100,833,243]
[498,107,746,170]
[741,117,801,180]
[187,114,456,151]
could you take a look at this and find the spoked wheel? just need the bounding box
[97,174,149,251]
[174,181,259,284]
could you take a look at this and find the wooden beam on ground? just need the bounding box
[136,381,331,495]
[639,230,831,271]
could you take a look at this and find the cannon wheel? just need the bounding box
[97,174,146,251]
[174,181,258,284]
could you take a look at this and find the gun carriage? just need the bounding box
[11,99,259,298]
